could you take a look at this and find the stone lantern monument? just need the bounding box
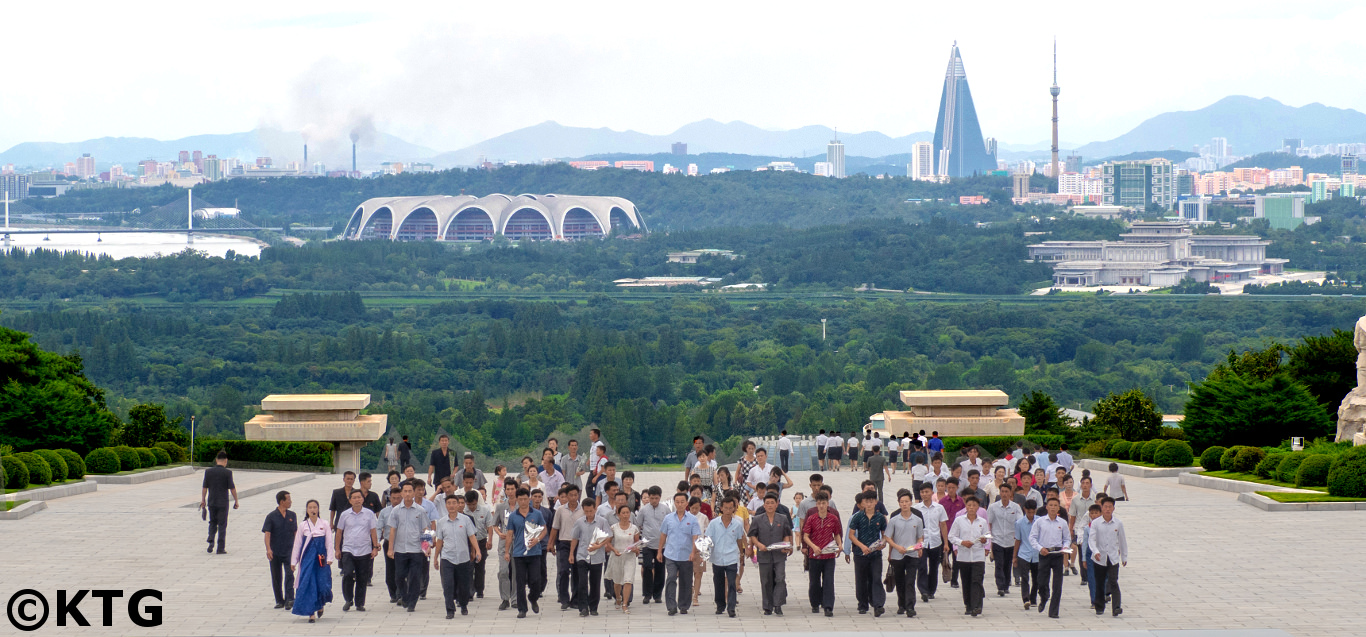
[244,394,388,473]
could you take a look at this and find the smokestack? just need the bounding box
[352,143,357,174]
[304,144,308,167]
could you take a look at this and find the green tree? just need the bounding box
[1091,389,1163,441]
[118,403,188,448]
[1284,329,1355,420]
[1018,391,1071,434]
[0,325,118,454]
[1184,371,1331,449]
[1172,330,1205,362]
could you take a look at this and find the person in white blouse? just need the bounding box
[946,495,989,617]
[776,431,793,473]
[746,449,775,495]
[290,499,335,623]
[1088,497,1127,617]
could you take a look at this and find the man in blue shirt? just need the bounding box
[657,492,701,616]
[706,497,748,617]
[927,431,944,456]
[1013,501,1041,610]
[504,488,547,619]
[848,491,888,616]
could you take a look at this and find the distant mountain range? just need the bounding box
[4,95,1364,172]
[1073,96,1366,159]
[0,128,436,172]
[427,119,933,166]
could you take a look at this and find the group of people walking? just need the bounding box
[207,433,1130,623]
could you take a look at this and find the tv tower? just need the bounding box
[1050,38,1061,191]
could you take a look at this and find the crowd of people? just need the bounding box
[198,430,1131,623]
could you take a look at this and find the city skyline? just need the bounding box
[1,3,1363,155]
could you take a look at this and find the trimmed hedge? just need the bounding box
[154,442,188,463]
[1103,439,1126,457]
[1295,454,1334,487]
[1220,446,1247,472]
[1276,452,1308,484]
[1327,446,1366,497]
[1255,452,1286,479]
[33,450,68,482]
[1231,447,1266,474]
[14,452,52,486]
[1140,440,1163,463]
[56,449,85,480]
[113,446,142,471]
[85,448,121,474]
[1,455,29,490]
[150,447,172,466]
[135,448,157,468]
[194,440,334,468]
[1110,441,1133,459]
[942,435,1067,458]
[1080,440,1107,457]
[1127,441,1146,462]
[1154,440,1194,467]
[1200,446,1227,471]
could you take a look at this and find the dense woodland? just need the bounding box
[2,294,1361,463]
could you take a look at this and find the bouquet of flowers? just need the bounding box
[421,529,435,553]
[524,522,545,550]
[695,535,714,562]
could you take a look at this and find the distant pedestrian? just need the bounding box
[383,438,399,473]
[398,436,413,471]
[777,430,793,473]
[200,451,238,554]
[290,500,334,622]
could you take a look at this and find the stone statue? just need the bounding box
[1336,316,1366,445]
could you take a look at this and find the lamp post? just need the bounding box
[189,415,196,466]
[821,318,827,341]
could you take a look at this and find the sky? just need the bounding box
[3,1,1363,154]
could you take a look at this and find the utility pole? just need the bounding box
[821,318,827,341]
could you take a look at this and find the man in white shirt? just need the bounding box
[1056,445,1074,472]
[1088,497,1127,617]
[946,495,989,616]
[815,431,829,471]
[777,431,793,473]
[1067,476,1097,582]
[986,484,1023,598]
[747,448,774,495]
[1028,498,1071,619]
[959,446,985,478]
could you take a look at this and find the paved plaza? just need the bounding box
[3,465,1362,636]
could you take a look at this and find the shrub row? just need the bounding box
[1096,438,1193,467]
[0,447,93,489]
[1327,446,1366,497]
[83,442,185,474]
[193,440,333,468]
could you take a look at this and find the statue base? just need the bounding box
[1336,387,1366,443]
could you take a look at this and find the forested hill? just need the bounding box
[21,164,1031,229]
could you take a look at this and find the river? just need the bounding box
[0,232,265,259]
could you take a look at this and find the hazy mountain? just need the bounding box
[1074,96,1366,159]
[0,127,437,172]
[428,119,934,166]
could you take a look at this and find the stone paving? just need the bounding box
[3,464,1362,636]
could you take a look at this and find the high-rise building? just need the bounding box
[1178,196,1210,222]
[178,150,190,164]
[1255,192,1313,229]
[1,173,29,200]
[814,162,834,177]
[1012,173,1030,200]
[1050,39,1060,190]
[1343,153,1359,177]
[1284,138,1302,154]
[192,150,203,172]
[75,153,96,179]
[1101,158,1174,209]
[671,142,687,156]
[202,156,222,181]
[909,141,933,180]
[1064,154,1081,174]
[1210,137,1229,160]
[826,138,845,178]
[686,163,699,176]
[932,42,995,178]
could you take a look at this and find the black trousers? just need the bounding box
[439,559,474,612]
[573,561,602,612]
[871,480,885,504]
[395,552,424,609]
[421,554,430,596]
[889,556,919,612]
[472,547,487,595]
[918,545,942,598]
[664,558,693,612]
[340,553,374,607]
[513,555,542,612]
[992,544,1014,593]
[807,557,836,610]
[959,561,985,611]
[1020,559,1039,604]
[852,550,886,611]
[712,563,737,612]
[206,504,228,551]
[1093,560,1122,614]
[1038,552,1064,616]
[268,555,294,605]
[779,450,790,473]
[556,541,576,604]
[536,552,548,597]
[383,541,398,600]
[641,547,665,601]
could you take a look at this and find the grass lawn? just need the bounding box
[1256,491,1366,503]
[1,500,30,511]
[2,478,84,495]
[1202,470,1328,492]
[630,463,684,471]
